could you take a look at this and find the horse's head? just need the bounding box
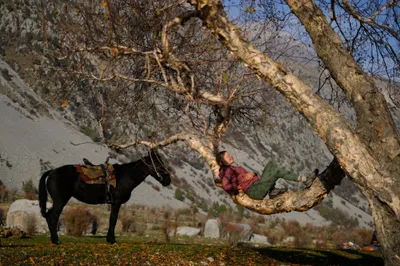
[145,149,172,186]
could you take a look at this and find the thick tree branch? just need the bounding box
[232,159,345,214]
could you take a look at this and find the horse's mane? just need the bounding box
[113,155,152,168]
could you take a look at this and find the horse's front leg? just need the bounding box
[106,202,121,244]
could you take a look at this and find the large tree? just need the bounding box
[48,0,399,264]
[183,0,400,264]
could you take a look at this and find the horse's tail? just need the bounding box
[39,170,51,217]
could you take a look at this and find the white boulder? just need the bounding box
[6,199,51,234]
[249,234,270,245]
[204,219,221,238]
[175,226,201,237]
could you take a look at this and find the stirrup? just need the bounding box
[105,192,112,204]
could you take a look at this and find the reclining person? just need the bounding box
[216,151,317,200]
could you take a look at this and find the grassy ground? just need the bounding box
[0,235,383,266]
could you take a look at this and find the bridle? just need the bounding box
[149,151,163,182]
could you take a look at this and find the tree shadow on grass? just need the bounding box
[84,235,106,239]
[0,244,31,248]
[253,247,384,266]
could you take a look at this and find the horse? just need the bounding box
[38,150,172,244]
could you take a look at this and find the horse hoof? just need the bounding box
[107,239,116,244]
[52,241,61,245]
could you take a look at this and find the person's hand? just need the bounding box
[244,172,255,180]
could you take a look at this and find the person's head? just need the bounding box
[216,151,234,167]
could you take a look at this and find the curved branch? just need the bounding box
[108,132,221,178]
[342,0,400,24]
[161,10,200,59]
[232,159,345,214]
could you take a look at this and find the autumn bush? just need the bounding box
[134,222,147,236]
[162,210,178,242]
[25,214,37,235]
[120,216,135,233]
[223,223,243,246]
[262,219,373,248]
[22,179,38,200]
[0,208,5,225]
[0,183,8,202]
[64,206,98,237]
[314,204,359,228]
[24,191,38,200]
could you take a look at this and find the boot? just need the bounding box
[303,169,319,188]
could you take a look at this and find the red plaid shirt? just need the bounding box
[219,165,259,193]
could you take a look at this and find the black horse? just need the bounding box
[38,150,171,244]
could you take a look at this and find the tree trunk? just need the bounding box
[369,194,400,265]
[285,1,400,264]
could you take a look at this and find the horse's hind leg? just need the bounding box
[46,201,67,245]
[107,202,121,244]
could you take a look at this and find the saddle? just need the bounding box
[75,164,117,188]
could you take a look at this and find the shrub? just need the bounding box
[64,206,98,237]
[223,223,245,247]
[263,230,284,245]
[208,201,228,217]
[1,68,12,81]
[174,188,184,201]
[134,222,147,236]
[282,220,302,237]
[185,192,195,202]
[0,208,5,226]
[22,179,38,195]
[81,126,101,142]
[24,191,38,200]
[162,210,177,242]
[0,184,8,202]
[22,179,38,200]
[314,204,359,228]
[120,216,134,233]
[7,188,19,202]
[25,215,37,235]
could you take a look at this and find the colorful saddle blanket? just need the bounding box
[75,164,116,187]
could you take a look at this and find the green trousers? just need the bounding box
[246,160,298,200]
